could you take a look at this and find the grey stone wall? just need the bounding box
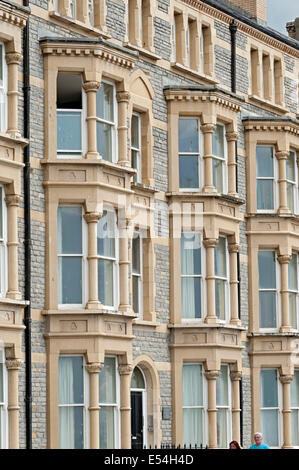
[154,17,172,61]
[153,127,168,192]
[215,45,231,89]
[154,245,170,325]
[106,0,126,42]
[158,0,169,13]
[284,77,297,114]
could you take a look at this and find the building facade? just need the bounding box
[0,0,298,449]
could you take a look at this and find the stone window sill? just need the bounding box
[124,42,161,61]
[0,297,29,307]
[248,94,289,115]
[42,308,138,319]
[171,62,218,85]
[0,132,28,147]
[133,319,159,328]
[49,10,110,39]
[168,322,245,331]
[41,156,137,175]
[131,182,157,194]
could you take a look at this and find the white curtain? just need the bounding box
[181,235,196,318]
[59,357,75,449]
[217,409,227,448]
[182,365,203,446]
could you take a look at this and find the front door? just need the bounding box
[131,391,143,449]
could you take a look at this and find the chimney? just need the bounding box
[286,18,299,41]
[225,0,267,25]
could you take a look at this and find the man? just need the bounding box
[249,432,270,449]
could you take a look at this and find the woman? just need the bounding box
[229,440,241,449]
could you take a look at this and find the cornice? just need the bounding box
[164,89,242,112]
[0,2,29,28]
[243,120,299,137]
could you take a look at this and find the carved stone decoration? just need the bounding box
[230,371,242,382]
[279,375,294,385]
[116,91,131,103]
[118,364,133,376]
[278,254,292,265]
[84,212,102,224]
[83,81,101,93]
[5,52,22,65]
[5,194,21,207]
[203,238,218,249]
[228,243,239,253]
[85,363,104,374]
[204,370,220,380]
[6,359,23,370]
[200,123,217,134]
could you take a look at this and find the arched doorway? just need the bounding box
[130,366,147,449]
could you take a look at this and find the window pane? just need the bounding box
[100,406,115,449]
[291,410,299,447]
[215,238,226,277]
[57,111,82,153]
[131,115,140,149]
[0,363,3,403]
[132,235,141,274]
[183,408,203,446]
[217,409,227,448]
[58,356,83,405]
[59,406,84,449]
[99,357,116,404]
[0,187,2,240]
[287,182,294,213]
[256,146,274,177]
[213,158,223,193]
[0,44,3,87]
[58,257,82,304]
[132,275,140,314]
[181,277,201,319]
[97,121,112,162]
[289,293,297,329]
[181,233,201,275]
[215,280,226,320]
[212,124,224,158]
[178,119,199,153]
[291,371,299,407]
[131,367,145,389]
[97,211,115,258]
[58,207,82,255]
[98,259,114,306]
[216,366,229,406]
[259,291,276,328]
[261,369,278,407]
[286,152,295,181]
[257,180,274,210]
[261,409,278,447]
[258,251,276,289]
[96,83,114,122]
[289,254,298,290]
[132,149,140,183]
[179,155,199,188]
[183,364,203,406]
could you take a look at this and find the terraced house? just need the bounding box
[0,0,298,450]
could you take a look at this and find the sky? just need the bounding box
[266,0,299,35]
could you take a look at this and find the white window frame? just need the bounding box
[256,145,279,213]
[0,186,7,298]
[96,80,118,163]
[58,354,90,449]
[131,112,142,184]
[178,117,204,192]
[97,207,119,310]
[130,366,147,448]
[260,368,283,449]
[181,232,206,323]
[214,236,230,324]
[216,364,232,449]
[289,252,299,331]
[0,349,8,449]
[99,355,121,449]
[258,250,281,332]
[57,205,88,309]
[286,149,298,214]
[132,230,143,318]
[291,369,299,448]
[0,42,7,134]
[212,123,228,194]
[182,363,208,448]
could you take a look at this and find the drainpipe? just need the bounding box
[23,0,32,450]
[229,19,237,94]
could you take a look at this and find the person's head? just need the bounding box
[254,432,263,445]
[229,440,241,449]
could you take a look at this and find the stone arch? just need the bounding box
[129,69,155,101]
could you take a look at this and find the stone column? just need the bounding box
[280,374,293,449]
[276,151,290,214]
[228,243,240,326]
[5,195,21,300]
[119,218,131,312]
[6,52,22,138]
[116,91,130,167]
[86,363,103,449]
[205,370,219,449]
[119,365,133,449]
[129,0,142,47]
[83,81,101,159]
[84,212,102,309]
[204,238,218,324]
[230,371,242,443]
[278,254,292,333]
[6,359,22,449]
[226,132,238,197]
[201,124,217,193]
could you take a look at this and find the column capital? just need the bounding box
[200,123,216,134]
[276,150,289,160]
[278,254,292,265]
[228,243,239,254]
[118,364,133,376]
[6,359,23,370]
[203,238,218,249]
[84,212,102,224]
[6,52,22,65]
[5,194,21,207]
[279,374,293,385]
[116,91,131,103]
[83,81,101,93]
[85,363,104,374]
[226,131,238,142]
[205,370,219,380]
[230,371,242,381]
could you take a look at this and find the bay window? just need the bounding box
[97,209,118,308]
[216,365,231,449]
[289,253,299,330]
[286,150,298,213]
[96,81,117,162]
[181,233,203,320]
[212,123,227,193]
[58,355,88,449]
[215,237,229,322]
[132,231,143,316]
[256,146,277,212]
[131,113,142,183]
[0,42,7,133]
[0,349,7,449]
[179,118,202,190]
[182,364,206,447]
[258,250,279,329]
[0,186,7,298]
[99,356,120,449]
[58,206,86,307]
[291,370,299,448]
[260,369,281,448]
